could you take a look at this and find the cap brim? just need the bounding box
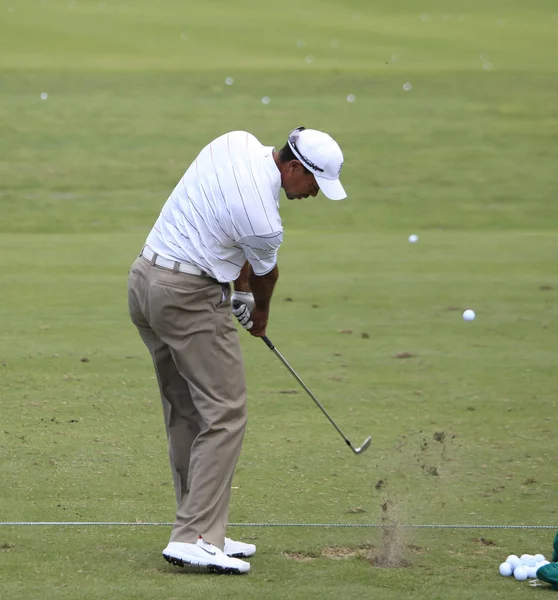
[316,176,347,201]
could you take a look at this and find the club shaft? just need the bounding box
[262,335,353,447]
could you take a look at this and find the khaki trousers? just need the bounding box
[127,255,247,549]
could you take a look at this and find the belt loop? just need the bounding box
[150,252,158,266]
[172,261,180,274]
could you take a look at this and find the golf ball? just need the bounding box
[463,309,475,321]
[514,565,528,581]
[408,234,418,243]
[520,554,536,567]
[526,566,538,579]
[499,562,513,576]
[506,555,522,570]
[534,554,546,563]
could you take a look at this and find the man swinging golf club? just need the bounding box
[127,126,346,574]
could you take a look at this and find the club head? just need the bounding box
[352,436,372,454]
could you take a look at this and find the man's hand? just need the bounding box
[232,301,269,337]
[232,263,277,338]
[232,300,253,330]
[248,307,269,338]
[231,290,255,312]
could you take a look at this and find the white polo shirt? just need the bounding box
[145,131,283,283]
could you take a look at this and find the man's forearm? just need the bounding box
[234,262,252,292]
[249,265,279,311]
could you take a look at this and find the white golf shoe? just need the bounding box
[224,537,256,558]
[163,538,250,574]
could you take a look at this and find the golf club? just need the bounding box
[232,301,371,454]
[260,335,371,454]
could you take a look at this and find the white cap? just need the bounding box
[287,127,346,200]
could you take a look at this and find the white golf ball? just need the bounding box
[520,554,536,567]
[506,555,522,570]
[534,554,546,563]
[526,566,538,579]
[514,565,528,581]
[408,234,418,243]
[463,309,475,321]
[40,92,49,100]
[499,562,513,576]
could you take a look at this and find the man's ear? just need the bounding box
[290,160,303,173]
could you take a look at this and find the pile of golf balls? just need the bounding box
[499,553,549,581]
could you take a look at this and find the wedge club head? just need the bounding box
[350,436,372,454]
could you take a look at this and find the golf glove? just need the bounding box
[231,291,255,312]
[231,295,253,331]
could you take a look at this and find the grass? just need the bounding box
[1,0,558,598]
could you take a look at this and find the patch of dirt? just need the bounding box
[407,543,427,554]
[282,551,315,562]
[1,542,15,551]
[322,544,375,560]
[540,285,552,291]
[322,546,357,559]
[394,352,415,359]
[344,506,366,514]
[473,537,497,547]
[524,477,537,485]
[277,390,299,394]
[339,329,353,334]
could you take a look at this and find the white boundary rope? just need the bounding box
[0,522,556,529]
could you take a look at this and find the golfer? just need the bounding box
[127,126,347,574]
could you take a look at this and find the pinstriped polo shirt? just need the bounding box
[145,131,283,283]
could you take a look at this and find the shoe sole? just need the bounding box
[163,553,248,575]
[226,551,256,558]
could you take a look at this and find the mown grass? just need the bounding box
[1,0,557,598]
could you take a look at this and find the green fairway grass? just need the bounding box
[1,0,558,598]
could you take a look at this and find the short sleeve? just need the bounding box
[238,231,283,275]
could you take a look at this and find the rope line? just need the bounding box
[0,522,556,529]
